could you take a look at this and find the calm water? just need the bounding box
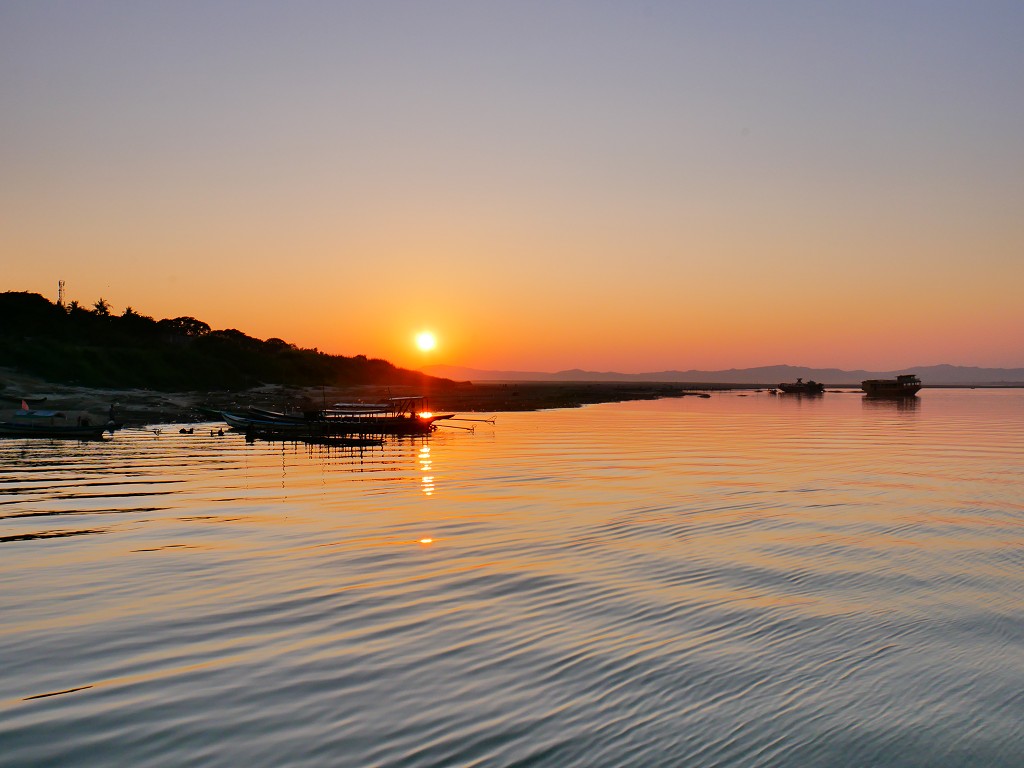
[2,390,1022,767]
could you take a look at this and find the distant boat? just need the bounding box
[0,408,112,440]
[778,378,825,395]
[861,374,922,397]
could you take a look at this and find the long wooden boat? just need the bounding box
[221,396,454,436]
[0,408,116,440]
[0,417,109,440]
[862,374,922,397]
[221,411,313,433]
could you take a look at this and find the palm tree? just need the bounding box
[93,297,111,316]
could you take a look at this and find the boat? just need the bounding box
[0,408,112,440]
[778,378,825,395]
[324,397,455,435]
[861,374,922,397]
[221,396,454,437]
[221,411,315,435]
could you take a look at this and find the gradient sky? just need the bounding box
[3,1,1023,372]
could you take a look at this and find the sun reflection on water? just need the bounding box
[419,444,435,496]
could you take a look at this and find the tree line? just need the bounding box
[0,291,443,391]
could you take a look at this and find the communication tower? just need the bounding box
[58,280,66,307]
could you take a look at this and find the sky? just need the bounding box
[3,1,1023,372]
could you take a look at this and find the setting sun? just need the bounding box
[415,331,437,352]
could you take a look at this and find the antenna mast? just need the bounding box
[58,280,66,307]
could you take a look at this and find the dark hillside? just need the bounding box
[0,292,445,391]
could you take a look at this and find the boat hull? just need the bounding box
[861,382,922,397]
[778,382,825,394]
[0,422,109,440]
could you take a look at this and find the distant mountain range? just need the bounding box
[422,364,1024,386]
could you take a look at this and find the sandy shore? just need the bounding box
[1,367,733,426]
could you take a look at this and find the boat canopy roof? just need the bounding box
[330,396,430,413]
[15,409,66,418]
[330,402,390,413]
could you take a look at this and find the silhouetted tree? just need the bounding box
[93,298,111,316]
[157,316,211,337]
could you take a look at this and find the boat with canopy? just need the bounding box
[221,396,454,436]
[0,406,113,440]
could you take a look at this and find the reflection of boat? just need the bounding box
[862,395,921,412]
[0,409,111,440]
[778,378,825,394]
[243,430,383,448]
[861,374,922,397]
[222,397,454,436]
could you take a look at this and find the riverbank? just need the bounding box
[1,368,728,425]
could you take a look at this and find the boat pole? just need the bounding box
[436,423,475,432]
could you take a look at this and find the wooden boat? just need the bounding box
[0,409,111,440]
[778,378,825,394]
[221,411,313,434]
[222,396,454,436]
[861,374,922,397]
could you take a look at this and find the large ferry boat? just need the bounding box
[861,374,922,397]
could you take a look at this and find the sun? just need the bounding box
[415,331,437,352]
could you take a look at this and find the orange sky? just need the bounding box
[3,3,1023,372]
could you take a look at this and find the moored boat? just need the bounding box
[221,410,310,432]
[221,396,454,436]
[861,374,922,397]
[778,378,825,395]
[0,422,109,439]
[0,408,112,440]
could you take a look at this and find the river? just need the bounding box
[2,389,1022,766]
